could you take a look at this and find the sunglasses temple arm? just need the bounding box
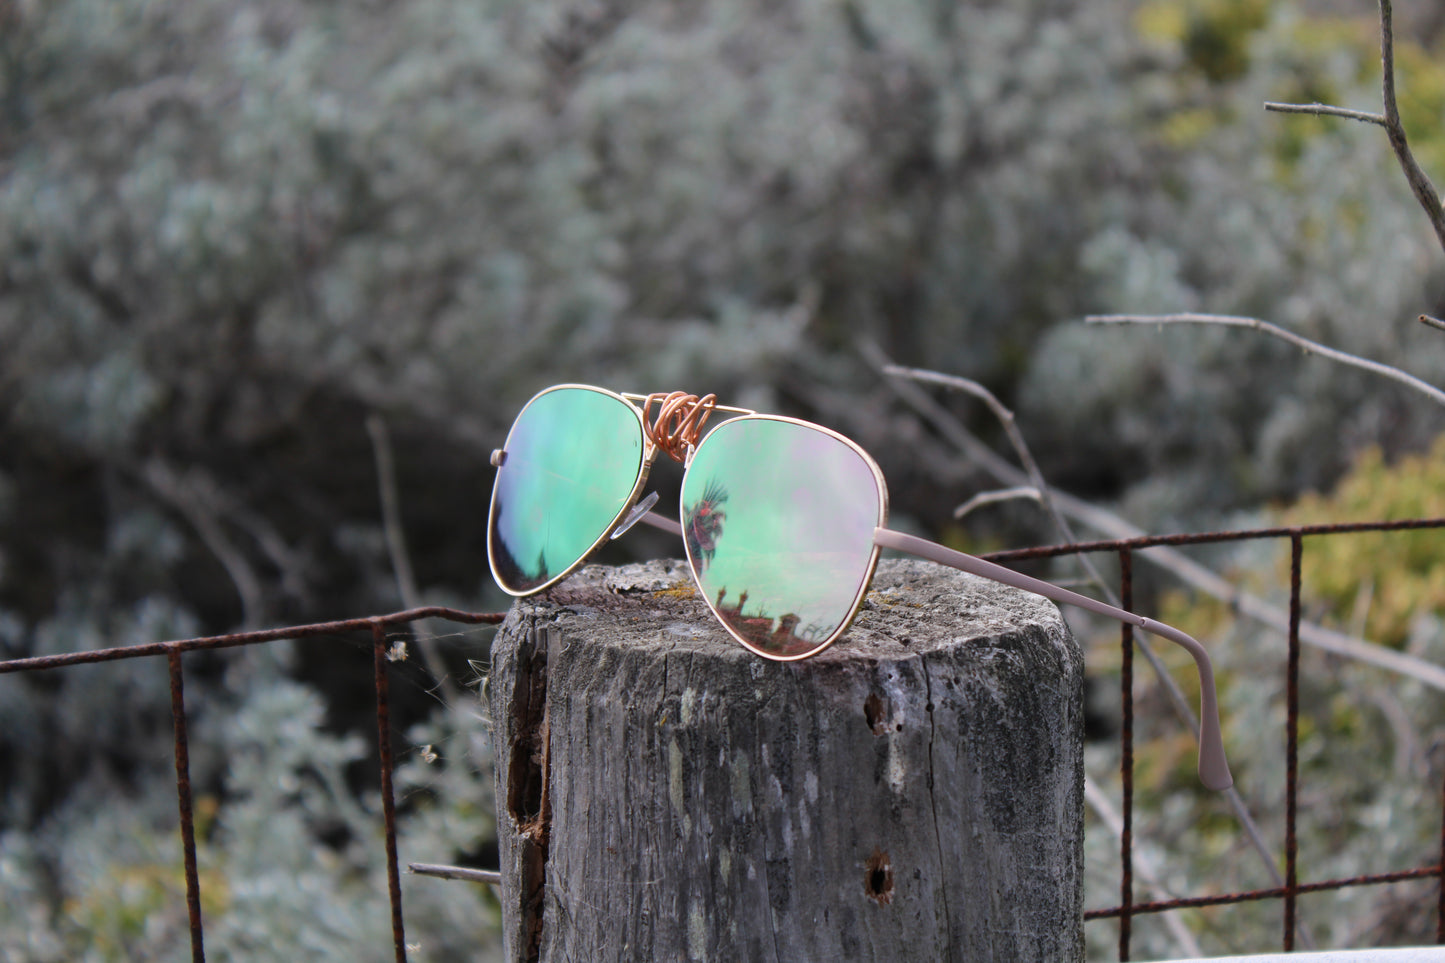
[638,510,683,537]
[873,528,1233,792]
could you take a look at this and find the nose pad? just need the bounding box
[610,490,661,540]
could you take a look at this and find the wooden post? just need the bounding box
[489,558,1084,963]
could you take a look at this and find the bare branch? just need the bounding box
[367,414,461,706]
[367,414,422,610]
[182,475,311,605]
[1375,0,1445,254]
[953,486,1042,520]
[874,345,1445,681]
[1087,313,1445,408]
[140,459,265,630]
[1266,0,1445,257]
[865,343,1296,911]
[883,363,1123,603]
[1263,101,1386,127]
[873,356,1224,753]
[1057,482,1445,691]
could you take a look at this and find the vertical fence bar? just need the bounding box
[1284,533,1303,950]
[1118,548,1135,962]
[167,646,206,963]
[1439,760,1445,944]
[372,621,408,963]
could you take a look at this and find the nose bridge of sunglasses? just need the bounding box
[642,391,718,463]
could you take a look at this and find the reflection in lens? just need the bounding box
[684,478,729,570]
[489,387,645,594]
[681,417,884,658]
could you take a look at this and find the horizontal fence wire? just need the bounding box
[2,520,1445,958]
[986,518,1445,959]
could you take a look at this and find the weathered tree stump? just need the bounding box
[488,557,1084,962]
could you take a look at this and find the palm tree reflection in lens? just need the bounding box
[682,417,885,659]
[684,479,729,571]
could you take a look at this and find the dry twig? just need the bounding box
[1086,314,1445,408]
[367,414,463,707]
[952,486,1043,520]
[884,365,1110,582]
[140,459,266,630]
[1265,0,1445,257]
[866,346,1295,924]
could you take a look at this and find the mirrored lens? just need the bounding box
[489,386,645,594]
[681,417,884,658]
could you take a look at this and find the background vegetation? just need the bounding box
[3,0,1445,958]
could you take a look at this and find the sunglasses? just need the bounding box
[487,384,1232,791]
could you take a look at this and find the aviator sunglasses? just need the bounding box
[487,384,1232,791]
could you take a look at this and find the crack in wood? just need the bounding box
[921,659,956,956]
[506,626,553,963]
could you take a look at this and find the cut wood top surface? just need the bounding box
[502,555,1072,663]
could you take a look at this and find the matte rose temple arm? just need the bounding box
[639,511,1233,791]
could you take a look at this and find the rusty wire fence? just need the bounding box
[988,517,1445,960]
[0,606,504,963]
[3,520,1445,961]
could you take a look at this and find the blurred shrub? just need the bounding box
[1280,434,1445,647]
[0,661,501,962]
[4,0,1445,956]
[1019,4,1445,531]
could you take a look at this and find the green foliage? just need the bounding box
[1136,0,1272,83]
[1280,435,1445,648]
[1394,40,1445,178]
[1019,0,1445,532]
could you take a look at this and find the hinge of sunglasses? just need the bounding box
[490,449,507,468]
[610,491,661,540]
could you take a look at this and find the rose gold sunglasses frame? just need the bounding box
[489,384,1232,791]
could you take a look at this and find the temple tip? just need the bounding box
[1199,726,1234,791]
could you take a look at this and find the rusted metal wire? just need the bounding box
[0,606,504,961]
[168,648,205,963]
[982,516,1445,562]
[1285,534,1303,950]
[1119,548,1136,962]
[0,606,502,674]
[373,621,408,963]
[1052,520,1445,957]
[1084,864,1445,918]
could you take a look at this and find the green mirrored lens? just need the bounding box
[681,417,884,658]
[489,387,645,594]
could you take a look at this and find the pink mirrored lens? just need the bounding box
[680,417,884,658]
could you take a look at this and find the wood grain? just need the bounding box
[489,558,1084,962]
